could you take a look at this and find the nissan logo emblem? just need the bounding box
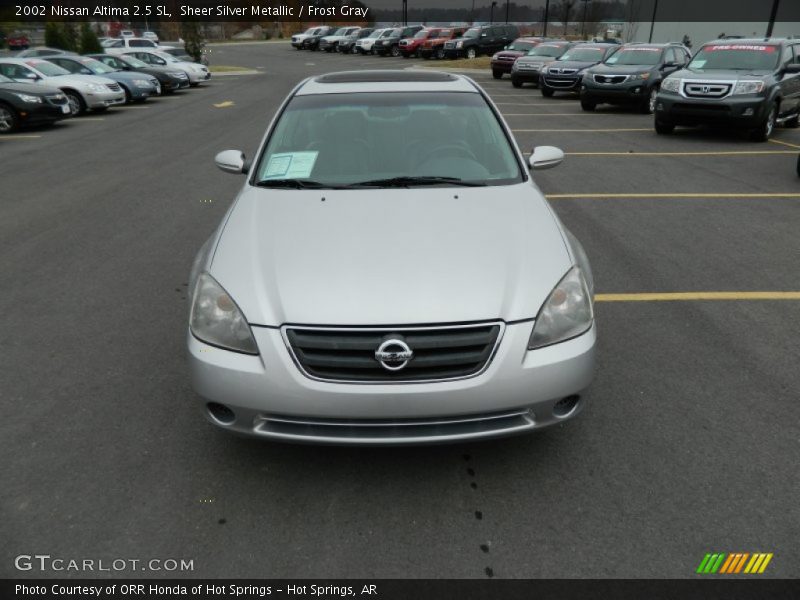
[374,339,414,371]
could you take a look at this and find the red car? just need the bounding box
[418,27,469,60]
[491,37,548,79]
[7,34,30,51]
[398,28,442,58]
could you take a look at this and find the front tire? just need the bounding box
[511,77,522,88]
[580,97,597,111]
[641,86,658,114]
[750,103,777,142]
[465,47,477,59]
[390,45,400,57]
[0,102,20,133]
[435,48,445,60]
[121,85,132,104]
[64,90,85,116]
[541,85,555,97]
[492,70,502,79]
[655,120,675,134]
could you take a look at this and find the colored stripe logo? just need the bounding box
[696,553,773,574]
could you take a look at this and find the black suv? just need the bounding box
[443,24,519,59]
[303,26,334,51]
[580,42,691,113]
[539,43,619,96]
[374,26,424,56]
[655,39,800,141]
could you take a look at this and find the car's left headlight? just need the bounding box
[190,272,259,355]
[528,267,594,350]
[661,77,680,92]
[629,72,651,80]
[13,92,42,103]
[733,80,765,95]
[132,78,151,87]
[456,40,463,48]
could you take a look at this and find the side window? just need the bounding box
[793,45,800,64]
[781,46,793,68]
[491,26,504,38]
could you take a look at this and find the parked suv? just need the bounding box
[302,26,335,51]
[399,28,442,58]
[539,43,619,96]
[491,37,548,78]
[654,39,800,141]
[355,29,388,55]
[338,28,374,54]
[291,27,324,50]
[374,26,424,57]
[319,27,361,52]
[580,42,691,113]
[193,70,596,445]
[419,27,468,59]
[511,41,574,88]
[443,24,519,59]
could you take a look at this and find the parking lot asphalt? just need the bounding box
[2,42,799,579]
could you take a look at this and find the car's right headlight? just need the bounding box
[456,40,463,48]
[528,267,594,350]
[732,80,765,95]
[661,77,680,93]
[190,272,258,354]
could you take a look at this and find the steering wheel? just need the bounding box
[415,143,478,168]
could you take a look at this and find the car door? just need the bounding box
[782,44,800,115]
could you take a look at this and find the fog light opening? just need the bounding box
[207,402,236,425]
[553,395,581,418]
[743,108,754,116]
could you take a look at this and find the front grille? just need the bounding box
[254,409,533,443]
[444,41,455,49]
[106,83,122,92]
[682,81,733,98]
[542,75,579,88]
[284,323,503,383]
[548,67,578,75]
[593,74,627,84]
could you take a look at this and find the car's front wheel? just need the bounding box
[492,70,502,79]
[121,84,132,103]
[640,86,658,114]
[541,85,555,97]
[0,102,19,133]
[655,119,675,134]
[465,47,477,59]
[580,97,597,111]
[435,48,445,59]
[511,77,522,88]
[750,102,777,142]
[64,90,85,116]
[390,45,401,57]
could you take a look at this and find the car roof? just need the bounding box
[298,70,479,95]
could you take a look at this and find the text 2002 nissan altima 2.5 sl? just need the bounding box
[187,71,596,445]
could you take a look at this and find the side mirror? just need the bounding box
[25,73,40,80]
[528,146,564,170]
[783,63,800,74]
[481,33,488,38]
[215,150,247,174]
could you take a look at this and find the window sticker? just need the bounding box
[705,44,776,52]
[261,151,319,179]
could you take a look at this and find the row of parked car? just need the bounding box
[0,39,210,133]
[491,36,800,142]
[291,24,520,59]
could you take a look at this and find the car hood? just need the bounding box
[517,55,559,65]
[210,184,572,326]
[671,68,770,80]
[0,81,61,94]
[548,59,599,70]
[44,73,117,87]
[591,64,657,75]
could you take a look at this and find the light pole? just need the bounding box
[648,0,659,43]
[766,0,780,37]
[580,0,591,40]
[505,0,510,23]
[542,0,550,37]
[490,1,497,23]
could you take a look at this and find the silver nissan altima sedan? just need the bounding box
[187,70,596,444]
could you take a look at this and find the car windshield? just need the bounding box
[121,56,148,68]
[527,44,567,57]
[366,30,383,39]
[506,41,536,51]
[254,92,522,188]
[559,47,606,61]
[463,28,481,39]
[437,29,452,38]
[26,61,70,76]
[303,28,316,35]
[689,44,780,71]
[605,47,663,65]
[153,52,180,63]
[80,58,117,74]
[382,29,399,38]
[332,28,347,36]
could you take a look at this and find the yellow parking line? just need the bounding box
[565,151,796,156]
[0,134,41,140]
[596,292,800,302]
[546,193,800,199]
[769,138,800,149]
[512,128,652,132]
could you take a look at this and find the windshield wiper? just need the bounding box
[351,176,487,188]
[254,179,351,189]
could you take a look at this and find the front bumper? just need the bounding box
[188,321,596,445]
[399,44,420,56]
[491,59,516,74]
[581,80,652,104]
[85,90,125,108]
[18,103,69,125]
[541,73,582,91]
[655,92,769,127]
[443,48,464,58]
[511,68,542,84]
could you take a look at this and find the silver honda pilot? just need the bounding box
[188,70,596,444]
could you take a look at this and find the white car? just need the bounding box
[120,50,210,85]
[291,27,324,50]
[120,30,135,38]
[142,31,159,44]
[102,37,158,50]
[0,57,125,115]
[355,29,388,54]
